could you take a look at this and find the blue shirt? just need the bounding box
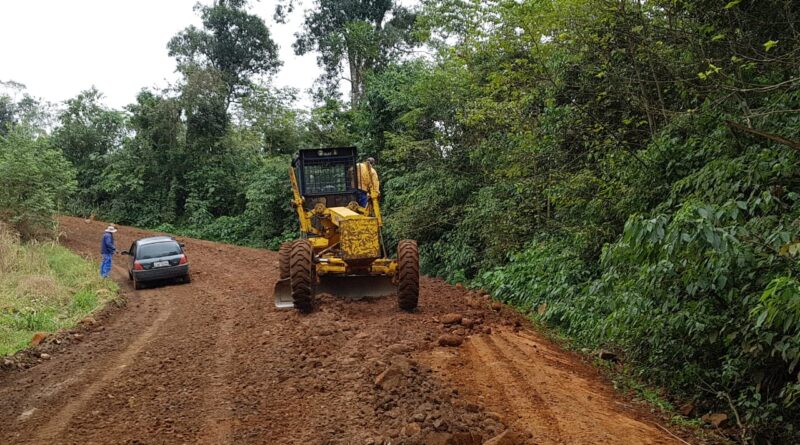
[101,232,116,255]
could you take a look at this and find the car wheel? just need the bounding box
[133,279,143,290]
[183,274,192,284]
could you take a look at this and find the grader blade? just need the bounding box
[273,278,294,309]
[317,275,396,300]
[273,275,396,309]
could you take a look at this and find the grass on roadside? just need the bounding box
[0,228,118,356]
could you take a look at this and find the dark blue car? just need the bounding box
[122,236,191,289]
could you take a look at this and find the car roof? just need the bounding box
[298,146,356,153]
[135,236,177,246]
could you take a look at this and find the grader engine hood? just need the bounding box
[329,207,380,260]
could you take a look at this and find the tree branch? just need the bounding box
[726,120,800,151]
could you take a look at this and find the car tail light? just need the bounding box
[133,261,144,270]
[178,255,188,265]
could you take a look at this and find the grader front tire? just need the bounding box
[278,242,292,280]
[290,239,314,313]
[397,240,419,311]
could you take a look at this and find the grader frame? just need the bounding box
[273,147,419,313]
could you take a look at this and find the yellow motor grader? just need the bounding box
[273,147,419,313]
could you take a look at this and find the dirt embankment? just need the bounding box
[0,217,704,444]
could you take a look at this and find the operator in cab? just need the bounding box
[356,157,380,208]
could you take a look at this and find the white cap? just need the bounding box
[104,225,118,233]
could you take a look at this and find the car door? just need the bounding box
[128,242,137,272]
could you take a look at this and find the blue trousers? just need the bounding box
[356,190,369,207]
[100,254,113,278]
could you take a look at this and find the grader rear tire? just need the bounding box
[397,240,419,311]
[290,239,314,313]
[278,242,292,280]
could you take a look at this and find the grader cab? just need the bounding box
[273,147,419,313]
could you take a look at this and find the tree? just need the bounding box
[236,85,307,155]
[0,127,76,239]
[0,81,52,136]
[241,156,296,243]
[168,0,281,105]
[303,98,356,147]
[290,0,419,106]
[51,88,127,214]
[98,89,186,226]
[168,0,282,220]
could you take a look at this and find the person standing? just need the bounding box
[100,225,117,278]
[356,157,380,208]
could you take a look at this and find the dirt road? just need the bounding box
[0,218,692,444]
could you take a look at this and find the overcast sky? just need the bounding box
[0,0,357,110]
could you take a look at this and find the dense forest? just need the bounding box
[2,0,800,442]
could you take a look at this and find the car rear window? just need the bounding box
[137,241,182,260]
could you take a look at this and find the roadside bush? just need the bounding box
[0,127,76,239]
[241,156,296,244]
[480,127,800,441]
[148,156,297,248]
[478,235,595,326]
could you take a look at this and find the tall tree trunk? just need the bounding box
[348,53,363,107]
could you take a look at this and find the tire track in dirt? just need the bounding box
[495,331,675,444]
[469,334,563,441]
[196,290,237,445]
[0,218,704,444]
[32,304,173,443]
[509,330,579,369]
[490,330,677,444]
[251,308,362,444]
[0,219,248,444]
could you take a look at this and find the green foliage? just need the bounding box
[357,0,800,441]
[168,0,280,100]
[52,88,127,214]
[146,155,295,249]
[242,156,296,242]
[0,81,52,136]
[292,0,419,104]
[0,230,118,356]
[0,127,76,239]
[479,236,593,316]
[62,0,287,236]
[150,156,295,249]
[57,1,301,245]
[237,86,307,155]
[12,0,799,440]
[479,122,800,441]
